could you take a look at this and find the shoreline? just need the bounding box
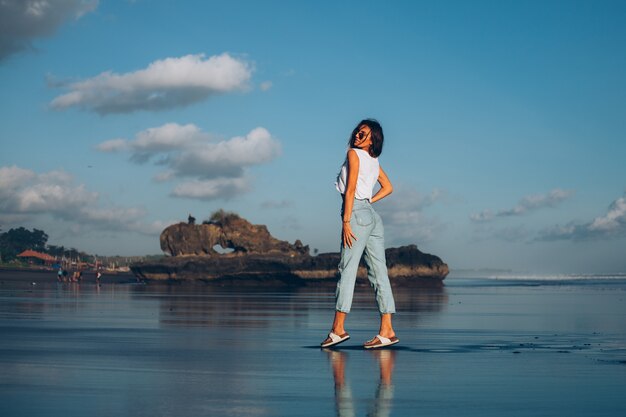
[0,268,137,284]
[0,268,444,287]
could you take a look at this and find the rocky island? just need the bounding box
[130,211,449,285]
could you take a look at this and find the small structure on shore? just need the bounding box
[17,250,56,266]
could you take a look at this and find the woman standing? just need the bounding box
[321,119,398,349]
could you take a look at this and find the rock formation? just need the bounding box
[131,211,448,285]
[160,211,308,257]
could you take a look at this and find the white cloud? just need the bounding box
[0,0,98,62]
[97,124,281,200]
[133,123,201,151]
[0,165,36,189]
[260,81,273,91]
[471,188,573,222]
[538,193,626,241]
[588,196,626,233]
[50,53,253,114]
[170,127,280,178]
[14,183,96,213]
[96,138,128,153]
[170,177,249,201]
[0,165,161,235]
[127,123,205,163]
[39,169,73,184]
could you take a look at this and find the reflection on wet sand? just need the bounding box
[327,349,396,417]
[131,285,317,328]
[2,270,625,417]
[392,285,448,312]
[0,282,88,318]
[130,284,448,328]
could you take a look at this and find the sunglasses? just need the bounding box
[356,130,370,140]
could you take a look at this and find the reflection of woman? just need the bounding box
[368,350,395,417]
[326,349,396,417]
[328,351,355,417]
[321,119,399,349]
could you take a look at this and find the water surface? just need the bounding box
[1,272,625,416]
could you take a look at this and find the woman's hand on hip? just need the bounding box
[342,222,357,248]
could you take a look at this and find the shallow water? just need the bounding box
[1,274,625,417]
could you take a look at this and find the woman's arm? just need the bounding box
[342,149,359,248]
[370,166,393,204]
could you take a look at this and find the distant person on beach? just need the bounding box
[321,119,398,349]
[96,271,102,285]
[57,268,63,282]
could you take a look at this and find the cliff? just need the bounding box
[131,212,448,284]
[160,211,309,257]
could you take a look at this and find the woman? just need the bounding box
[321,119,398,349]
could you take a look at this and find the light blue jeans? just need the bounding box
[336,198,396,314]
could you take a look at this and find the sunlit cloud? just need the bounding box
[538,193,626,241]
[0,165,161,235]
[50,53,253,114]
[97,124,281,200]
[95,138,128,153]
[170,177,250,201]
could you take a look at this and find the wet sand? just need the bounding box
[1,270,625,416]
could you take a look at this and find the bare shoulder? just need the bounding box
[347,148,359,163]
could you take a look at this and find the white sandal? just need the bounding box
[321,332,350,348]
[364,335,399,349]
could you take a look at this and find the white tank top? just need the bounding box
[335,148,380,201]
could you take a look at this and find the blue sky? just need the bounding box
[1,0,625,273]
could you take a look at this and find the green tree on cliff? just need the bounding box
[204,209,240,225]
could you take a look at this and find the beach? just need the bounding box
[1,270,625,417]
